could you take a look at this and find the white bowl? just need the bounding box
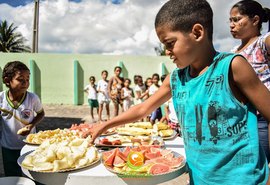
[0,176,35,185]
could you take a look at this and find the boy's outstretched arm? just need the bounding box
[90,75,172,144]
[230,56,270,122]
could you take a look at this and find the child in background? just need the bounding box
[97,70,110,122]
[160,74,181,135]
[0,61,44,176]
[133,75,139,87]
[134,75,146,105]
[162,98,181,136]
[143,77,152,101]
[90,0,270,183]
[143,77,152,121]
[121,78,134,112]
[149,73,162,124]
[160,74,167,83]
[84,76,99,122]
[108,66,124,117]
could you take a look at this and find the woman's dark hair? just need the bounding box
[232,0,270,31]
[2,61,29,87]
[155,0,213,40]
[114,66,122,72]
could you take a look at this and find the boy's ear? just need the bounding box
[3,77,10,86]
[192,23,204,41]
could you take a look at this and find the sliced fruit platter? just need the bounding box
[96,135,164,147]
[19,137,100,172]
[70,123,116,137]
[116,122,177,140]
[102,146,185,176]
[25,128,81,145]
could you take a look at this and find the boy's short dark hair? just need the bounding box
[155,0,213,40]
[89,76,95,81]
[2,61,30,87]
[101,70,108,75]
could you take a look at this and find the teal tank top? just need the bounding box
[170,52,268,184]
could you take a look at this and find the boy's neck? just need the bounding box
[8,90,25,102]
[189,46,216,77]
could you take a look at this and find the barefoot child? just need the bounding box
[97,70,110,122]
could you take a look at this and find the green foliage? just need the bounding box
[0,20,31,53]
[154,43,166,56]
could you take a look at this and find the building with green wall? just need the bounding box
[0,53,176,105]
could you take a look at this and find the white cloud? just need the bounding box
[0,0,269,55]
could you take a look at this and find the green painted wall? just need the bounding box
[0,53,176,105]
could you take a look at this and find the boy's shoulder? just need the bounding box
[26,91,41,100]
[0,91,5,101]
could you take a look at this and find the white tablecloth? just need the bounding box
[20,137,186,185]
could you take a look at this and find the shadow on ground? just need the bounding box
[36,117,84,131]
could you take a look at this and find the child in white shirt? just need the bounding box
[0,61,44,176]
[97,70,110,121]
[121,78,134,112]
[84,76,99,122]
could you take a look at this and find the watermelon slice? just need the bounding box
[102,149,115,161]
[148,163,170,175]
[152,156,184,168]
[144,151,162,160]
[116,150,128,162]
[104,149,117,166]
[113,155,125,167]
[150,146,161,153]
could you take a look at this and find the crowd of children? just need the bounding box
[84,67,178,129]
[1,0,270,184]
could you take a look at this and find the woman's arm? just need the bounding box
[90,75,172,143]
[265,34,270,59]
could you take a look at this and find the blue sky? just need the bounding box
[0,0,123,7]
[0,0,269,55]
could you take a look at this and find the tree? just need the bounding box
[154,42,166,56]
[0,20,31,53]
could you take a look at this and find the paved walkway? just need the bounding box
[0,104,189,184]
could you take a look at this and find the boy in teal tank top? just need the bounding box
[90,0,270,184]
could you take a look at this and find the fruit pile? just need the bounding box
[102,146,184,175]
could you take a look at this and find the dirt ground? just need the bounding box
[0,104,189,184]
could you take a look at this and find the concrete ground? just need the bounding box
[0,104,189,184]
